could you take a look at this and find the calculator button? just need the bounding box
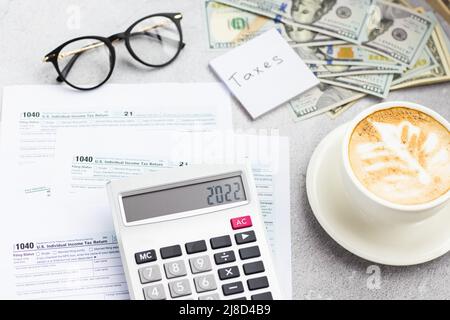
[194,274,217,293]
[160,245,182,259]
[164,260,187,279]
[138,265,162,284]
[189,255,212,274]
[230,216,252,230]
[218,266,240,280]
[185,240,207,254]
[222,281,244,296]
[235,231,256,245]
[214,250,236,265]
[231,297,247,300]
[168,279,192,298]
[251,292,273,300]
[239,246,260,260]
[135,249,156,264]
[210,235,232,249]
[143,283,166,300]
[199,293,220,300]
[243,261,265,275]
[247,276,269,291]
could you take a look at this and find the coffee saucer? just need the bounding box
[306,124,450,266]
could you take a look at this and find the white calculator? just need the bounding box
[107,164,282,300]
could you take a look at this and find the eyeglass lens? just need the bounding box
[55,15,182,90]
[128,16,181,66]
[57,38,113,90]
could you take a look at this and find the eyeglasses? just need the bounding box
[43,13,185,90]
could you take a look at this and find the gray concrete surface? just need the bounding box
[0,0,449,300]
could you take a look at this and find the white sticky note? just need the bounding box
[209,28,319,119]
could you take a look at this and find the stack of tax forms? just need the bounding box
[205,0,450,120]
[0,84,293,299]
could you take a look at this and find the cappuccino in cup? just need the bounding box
[348,107,450,206]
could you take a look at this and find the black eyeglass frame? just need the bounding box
[43,12,185,91]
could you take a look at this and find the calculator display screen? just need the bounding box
[122,176,246,223]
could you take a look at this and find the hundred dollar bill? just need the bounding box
[293,45,403,68]
[325,12,449,117]
[391,12,450,89]
[204,0,344,49]
[311,64,402,78]
[319,73,394,98]
[214,0,375,44]
[361,0,435,67]
[392,46,438,86]
[289,84,364,121]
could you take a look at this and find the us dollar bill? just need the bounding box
[214,0,375,44]
[361,0,435,67]
[392,46,438,86]
[391,11,450,89]
[319,73,394,98]
[293,45,403,68]
[204,0,344,49]
[289,84,364,121]
[311,64,402,78]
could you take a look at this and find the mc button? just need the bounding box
[135,249,157,264]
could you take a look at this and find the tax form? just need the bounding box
[0,84,232,198]
[0,130,292,299]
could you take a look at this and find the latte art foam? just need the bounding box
[349,107,450,205]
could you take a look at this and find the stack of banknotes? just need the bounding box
[205,0,450,120]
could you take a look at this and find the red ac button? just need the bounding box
[231,216,252,230]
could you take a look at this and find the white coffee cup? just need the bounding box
[341,101,450,224]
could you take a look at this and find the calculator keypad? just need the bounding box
[189,255,212,274]
[239,246,261,260]
[169,279,192,298]
[194,274,217,293]
[247,276,269,291]
[135,249,157,264]
[164,260,187,279]
[235,230,256,245]
[222,281,244,296]
[243,261,265,275]
[214,250,236,265]
[218,266,240,280]
[143,283,166,300]
[136,216,273,300]
[210,235,232,249]
[185,240,207,254]
[139,265,162,284]
[160,245,182,259]
[230,216,252,230]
